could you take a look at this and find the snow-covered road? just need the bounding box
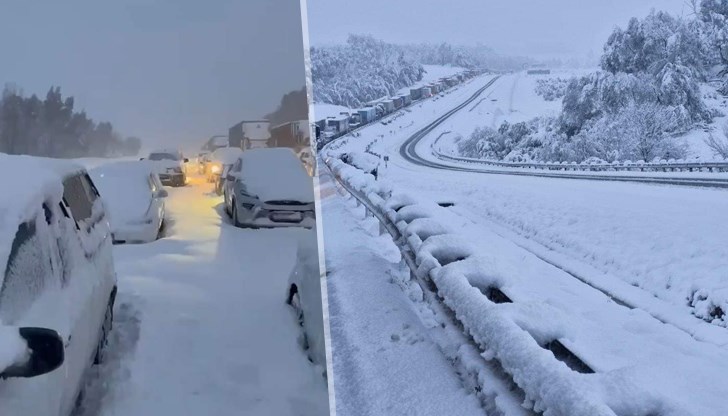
[331,73,728,331]
[75,181,328,416]
[320,170,488,416]
[323,72,728,414]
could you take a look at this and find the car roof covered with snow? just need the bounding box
[239,147,314,203]
[210,147,243,165]
[0,154,85,279]
[89,161,156,226]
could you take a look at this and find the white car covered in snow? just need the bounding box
[285,228,326,377]
[222,147,315,228]
[90,161,168,244]
[0,155,117,416]
[143,149,188,187]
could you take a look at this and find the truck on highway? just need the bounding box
[229,120,270,150]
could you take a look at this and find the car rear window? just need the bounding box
[149,153,178,161]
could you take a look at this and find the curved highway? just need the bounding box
[399,76,728,189]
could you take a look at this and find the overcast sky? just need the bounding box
[307,0,689,59]
[0,0,307,152]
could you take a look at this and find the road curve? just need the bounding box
[399,76,728,189]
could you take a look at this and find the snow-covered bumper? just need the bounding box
[111,221,160,244]
[241,202,316,229]
[158,171,185,186]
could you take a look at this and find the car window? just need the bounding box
[63,174,94,222]
[0,216,53,324]
[148,153,178,161]
[80,174,99,204]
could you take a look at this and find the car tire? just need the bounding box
[232,202,241,228]
[94,300,113,365]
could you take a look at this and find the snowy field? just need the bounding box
[322,71,728,413]
[72,170,328,415]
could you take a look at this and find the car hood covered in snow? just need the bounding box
[90,161,154,226]
[240,148,314,203]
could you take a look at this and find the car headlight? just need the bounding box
[211,164,221,174]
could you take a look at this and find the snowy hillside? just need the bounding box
[311,35,424,108]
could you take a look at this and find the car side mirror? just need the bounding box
[156,189,169,198]
[0,327,64,379]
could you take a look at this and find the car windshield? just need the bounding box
[148,153,179,161]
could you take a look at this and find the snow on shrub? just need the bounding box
[535,77,571,101]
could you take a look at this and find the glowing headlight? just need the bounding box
[211,164,221,174]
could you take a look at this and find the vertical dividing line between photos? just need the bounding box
[298,0,337,414]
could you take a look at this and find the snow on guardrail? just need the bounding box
[431,144,728,173]
[323,151,722,416]
[325,155,622,416]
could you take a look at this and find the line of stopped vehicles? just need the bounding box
[0,137,318,415]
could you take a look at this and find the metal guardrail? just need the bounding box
[324,157,626,416]
[433,150,728,173]
[324,158,537,415]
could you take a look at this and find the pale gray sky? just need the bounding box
[0,0,307,152]
[306,0,690,59]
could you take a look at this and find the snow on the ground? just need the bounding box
[74,181,328,416]
[328,73,728,329]
[432,70,579,156]
[319,171,485,416]
[324,157,728,415]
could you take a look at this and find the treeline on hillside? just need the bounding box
[0,85,141,158]
[459,2,728,163]
[311,35,531,108]
[402,42,533,71]
[264,87,308,127]
[311,35,425,108]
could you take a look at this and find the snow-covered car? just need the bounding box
[0,154,117,416]
[223,147,315,228]
[143,149,188,187]
[90,161,168,244]
[285,228,326,377]
[207,147,243,194]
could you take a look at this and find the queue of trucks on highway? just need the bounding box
[313,68,484,150]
